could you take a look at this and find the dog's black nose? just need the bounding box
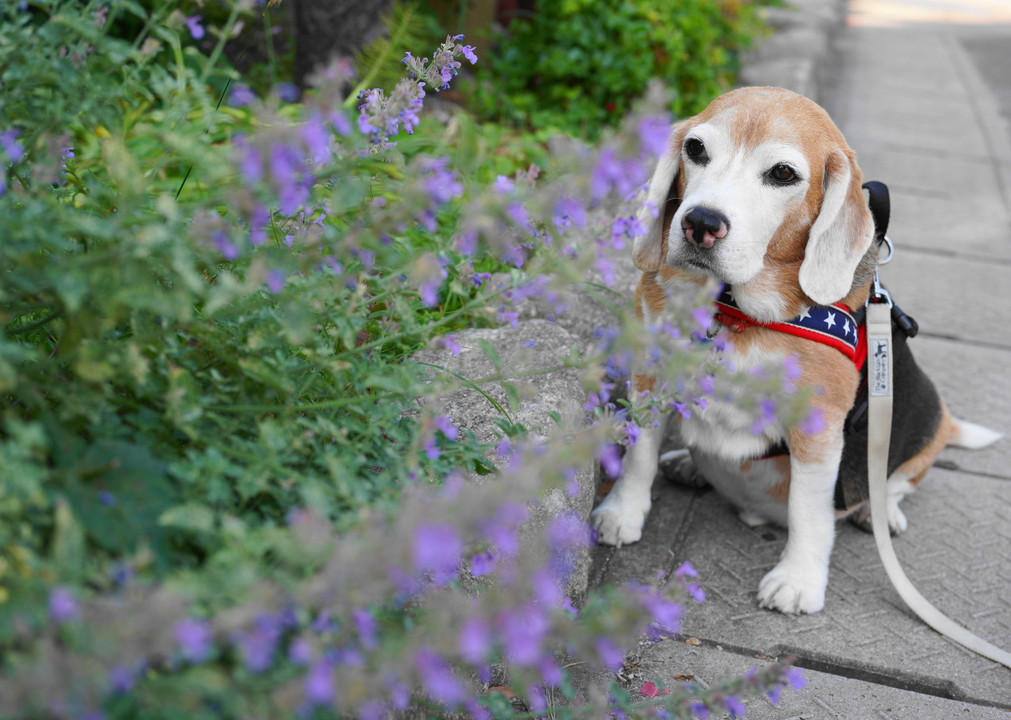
[682,207,730,249]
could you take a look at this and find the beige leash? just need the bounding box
[866,300,1011,668]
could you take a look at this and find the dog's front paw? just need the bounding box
[591,492,651,547]
[757,560,827,614]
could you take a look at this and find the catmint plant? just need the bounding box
[0,2,809,718]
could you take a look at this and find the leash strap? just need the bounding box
[866,301,1011,668]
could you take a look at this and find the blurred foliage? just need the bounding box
[467,0,766,138]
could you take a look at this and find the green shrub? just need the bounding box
[468,0,765,138]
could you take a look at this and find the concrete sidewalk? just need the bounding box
[589,1,1011,716]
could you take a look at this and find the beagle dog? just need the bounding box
[591,87,1001,614]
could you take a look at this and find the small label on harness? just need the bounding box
[869,337,890,396]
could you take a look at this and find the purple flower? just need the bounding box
[596,636,624,672]
[461,45,478,64]
[638,115,671,157]
[288,637,313,665]
[532,565,563,607]
[277,82,299,102]
[412,523,463,585]
[692,306,713,335]
[611,215,647,249]
[229,84,256,107]
[553,196,586,230]
[174,617,213,663]
[539,655,564,686]
[266,268,286,294]
[421,156,463,205]
[415,647,465,706]
[301,115,331,164]
[330,110,351,136]
[184,15,204,40]
[455,229,478,255]
[458,615,492,663]
[498,309,519,328]
[108,665,135,694]
[470,551,497,576]
[786,666,807,690]
[691,702,710,719]
[353,608,378,650]
[802,407,825,435]
[624,421,642,447]
[676,561,698,578]
[439,334,462,356]
[388,674,410,710]
[767,684,782,705]
[506,202,531,231]
[269,143,308,215]
[783,354,802,382]
[493,175,515,194]
[686,582,706,603]
[548,513,591,549]
[304,660,335,706]
[48,587,78,624]
[311,610,338,635]
[481,501,527,557]
[235,138,262,184]
[214,231,239,261]
[234,614,284,673]
[638,592,682,636]
[599,443,622,479]
[0,129,25,163]
[248,204,270,246]
[724,695,745,718]
[498,604,548,665]
[433,415,458,440]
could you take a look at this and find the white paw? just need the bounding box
[887,498,908,534]
[591,492,651,547]
[851,497,908,536]
[738,510,769,528]
[757,559,826,614]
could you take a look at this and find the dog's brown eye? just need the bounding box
[685,138,708,163]
[768,163,798,184]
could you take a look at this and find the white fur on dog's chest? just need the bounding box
[681,335,789,461]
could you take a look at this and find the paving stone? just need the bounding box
[913,336,1011,479]
[877,250,1011,348]
[857,188,1011,260]
[645,469,1011,707]
[846,116,990,156]
[739,58,817,100]
[853,146,997,200]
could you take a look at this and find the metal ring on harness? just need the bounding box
[877,235,894,265]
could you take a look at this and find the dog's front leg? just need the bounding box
[757,433,842,614]
[590,383,662,547]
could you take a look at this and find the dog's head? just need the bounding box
[634,87,875,318]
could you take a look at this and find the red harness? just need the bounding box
[713,287,868,369]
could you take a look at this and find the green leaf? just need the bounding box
[475,338,502,372]
[50,499,86,583]
[158,503,216,534]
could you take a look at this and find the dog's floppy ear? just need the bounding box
[798,148,875,304]
[633,121,691,272]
